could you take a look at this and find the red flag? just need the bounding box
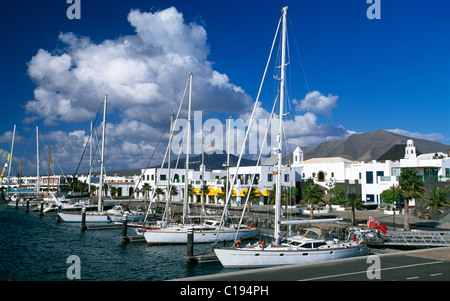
[368,216,388,234]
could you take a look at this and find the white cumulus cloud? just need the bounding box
[294,90,338,116]
[25,7,253,127]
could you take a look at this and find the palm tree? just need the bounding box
[182,184,194,203]
[76,181,85,193]
[169,185,179,198]
[90,185,97,197]
[165,186,178,220]
[302,179,324,219]
[242,187,259,214]
[109,186,118,199]
[154,187,164,202]
[268,183,277,205]
[102,183,109,199]
[343,193,364,226]
[201,184,209,213]
[398,168,425,231]
[427,187,449,211]
[142,183,151,204]
[282,186,298,206]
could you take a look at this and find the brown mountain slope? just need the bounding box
[301,129,449,162]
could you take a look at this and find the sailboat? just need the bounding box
[214,6,368,268]
[143,74,260,244]
[57,95,145,223]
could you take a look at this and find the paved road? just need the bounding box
[174,247,450,281]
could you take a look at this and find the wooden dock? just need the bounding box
[85,224,122,230]
[187,252,219,264]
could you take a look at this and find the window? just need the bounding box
[313,242,327,248]
[366,171,373,184]
[430,168,439,175]
[267,173,273,182]
[317,171,325,182]
[160,174,167,181]
[284,174,289,182]
[252,174,260,185]
[376,171,384,184]
[366,194,375,202]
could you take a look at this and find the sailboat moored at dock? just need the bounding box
[213,6,368,268]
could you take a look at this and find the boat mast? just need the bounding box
[98,94,108,212]
[6,124,16,196]
[36,126,40,196]
[183,73,193,224]
[88,121,93,195]
[166,113,173,220]
[275,6,288,244]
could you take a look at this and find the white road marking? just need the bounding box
[298,260,444,281]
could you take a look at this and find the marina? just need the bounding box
[0,2,449,286]
[2,199,449,281]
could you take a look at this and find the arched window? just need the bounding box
[317,171,325,182]
[174,174,180,183]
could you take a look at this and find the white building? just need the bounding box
[227,165,300,206]
[137,162,302,207]
[1,175,74,195]
[294,140,450,209]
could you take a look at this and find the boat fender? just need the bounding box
[247,222,256,229]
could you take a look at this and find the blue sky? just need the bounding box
[0,0,449,176]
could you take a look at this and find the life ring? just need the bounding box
[247,222,256,229]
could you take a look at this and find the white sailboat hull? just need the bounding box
[57,212,145,223]
[214,244,369,268]
[144,226,260,244]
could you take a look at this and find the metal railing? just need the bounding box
[382,231,450,247]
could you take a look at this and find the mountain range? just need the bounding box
[299,129,449,162]
[109,129,449,176]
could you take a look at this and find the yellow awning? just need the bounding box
[254,189,262,197]
[232,189,237,196]
[206,187,217,196]
[262,189,271,196]
[193,188,201,195]
[239,189,247,197]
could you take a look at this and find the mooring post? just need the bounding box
[121,213,130,243]
[186,226,196,264]
[81,207,87,231]
[26,199,30,212]
[40,201,44,216]
[186,227,198,264]
[15,197,19,209]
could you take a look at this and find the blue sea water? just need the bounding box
[0,204,237,281]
